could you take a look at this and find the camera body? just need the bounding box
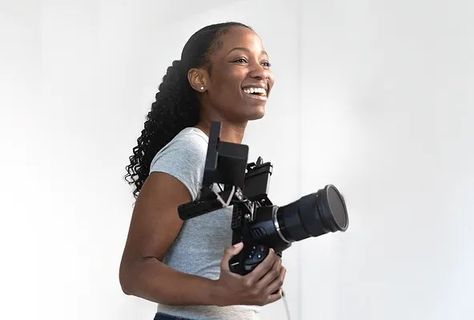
[178,121,348,275]
[226,158,293,274]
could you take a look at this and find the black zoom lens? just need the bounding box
[276,184,348,242]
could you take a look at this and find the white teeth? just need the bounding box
[243,87,267,95]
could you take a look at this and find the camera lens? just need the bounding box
[326,185,348,231]
[276,184,348,242]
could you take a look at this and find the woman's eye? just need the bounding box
[261,61,272,68]
[233,58,248,64]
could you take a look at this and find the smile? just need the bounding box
[241,86,268,100]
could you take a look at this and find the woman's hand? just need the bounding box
[213,242,286,306]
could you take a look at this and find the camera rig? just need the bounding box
[178,121,349,274]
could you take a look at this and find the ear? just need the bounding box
[187,68,208,93]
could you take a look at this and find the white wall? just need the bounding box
[299,1,474,319]
[1,0,472,320]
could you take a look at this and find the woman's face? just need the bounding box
[200,26,275,123]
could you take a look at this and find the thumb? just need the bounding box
[220,242,243,270]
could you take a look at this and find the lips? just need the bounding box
[241,84,269,99]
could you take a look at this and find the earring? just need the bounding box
[200,86,205,91]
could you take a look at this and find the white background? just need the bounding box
[1,0,473,319]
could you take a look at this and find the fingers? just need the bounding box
[246,248,279,281]
[220,242,244,271]
[257,254,282,288]
[265,266,286,296]
[266,288,283,304]
[246,249,285,305]
[216,244,286,307]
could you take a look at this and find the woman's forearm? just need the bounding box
[120,257,223,306]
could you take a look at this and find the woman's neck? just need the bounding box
[194,119,247,144]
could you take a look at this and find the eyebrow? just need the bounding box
[226,47,268,57]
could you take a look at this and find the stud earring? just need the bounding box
[200,86,205,91]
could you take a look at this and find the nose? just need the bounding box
[249,61,271,81]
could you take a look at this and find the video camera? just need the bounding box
[178,121,349,275]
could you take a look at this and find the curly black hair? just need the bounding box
[125,22,252,198]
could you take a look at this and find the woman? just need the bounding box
[120,22,286,320]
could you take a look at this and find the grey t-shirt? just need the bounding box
[149,127,260,320]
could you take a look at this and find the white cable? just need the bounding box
[215,191,227,207]
[225,186,235,206]
[282,289,292,320]
[214,185,235,207]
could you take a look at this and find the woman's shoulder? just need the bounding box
[164,127,208,156]
[150,127,208,171]
[149,127,209,200]
[173,127,208,145]
[155,127,207,156]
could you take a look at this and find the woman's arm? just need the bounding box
[119,171,286,306]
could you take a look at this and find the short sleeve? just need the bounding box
[149,131,207,201]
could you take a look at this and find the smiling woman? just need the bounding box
[189,27,274,126]
[120,23,285,320]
